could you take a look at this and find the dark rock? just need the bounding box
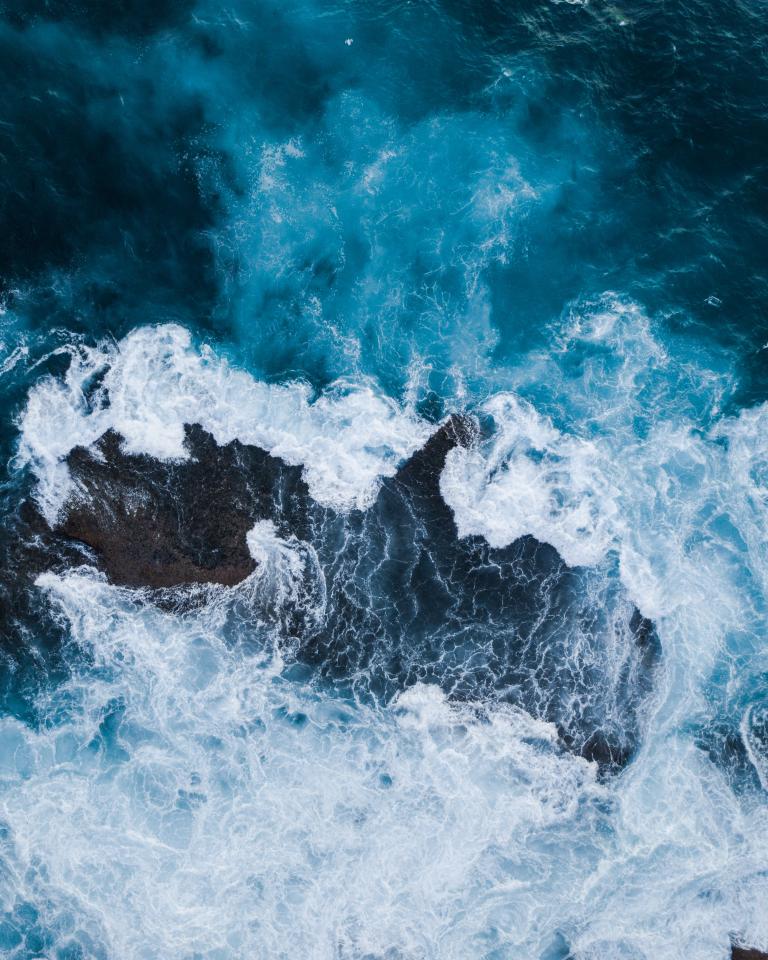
[0,485,96,715]
[302,414,658,772]
[24,412,659,772]
[733,947,768,960]
[53,416,473,591]
[0,493,92,637]
[394,412,477,497]
[56,424,311,589]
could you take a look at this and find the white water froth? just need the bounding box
[0,566,764,959]
[244,519,327,630]
[0,568,601,959]
[8,303,768,957]
[440,392,619,568]
[17,324,431,523]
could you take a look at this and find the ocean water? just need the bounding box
[1,1,768,958]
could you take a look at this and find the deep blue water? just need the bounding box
[1,2,768,958]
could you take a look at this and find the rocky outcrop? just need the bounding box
[54,415,474,591]
[56,423,311,589]
[21,412,659,773]
[733,947,768,960]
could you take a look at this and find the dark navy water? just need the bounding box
[1,2,768,958]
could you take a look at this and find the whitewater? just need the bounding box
[0,299,764,958]
[1,2,768,959]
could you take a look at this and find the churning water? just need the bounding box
[1,2,768,958]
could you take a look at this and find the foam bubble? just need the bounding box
[244,519,327,630]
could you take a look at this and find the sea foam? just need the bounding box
[6,307,768,958]
[0,557,761,960]
[0,566,601,960]
[17,324,432,524]
[440,392,619,568]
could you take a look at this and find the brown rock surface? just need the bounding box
[56,423,311,588]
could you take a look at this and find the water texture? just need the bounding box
[1,2,767,958]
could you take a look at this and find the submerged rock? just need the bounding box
[33,412,658,772]
[0,488,97,710]
[302,413,657,770]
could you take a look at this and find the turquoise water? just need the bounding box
[1,2,768,957]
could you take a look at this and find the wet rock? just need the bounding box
[0,487,95,711]
[56,423,311,589]
[733,947,768,960]
[28,412,659,773]
[303,414,658,772]
[394,412,478,499]
[52,416,473,591]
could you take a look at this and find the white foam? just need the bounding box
[440,392,620,568]
[16,324,432,523]
[244,519,326,628]
[2,565,761,960]
[0,567,602,960]
[7,293,768,958]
